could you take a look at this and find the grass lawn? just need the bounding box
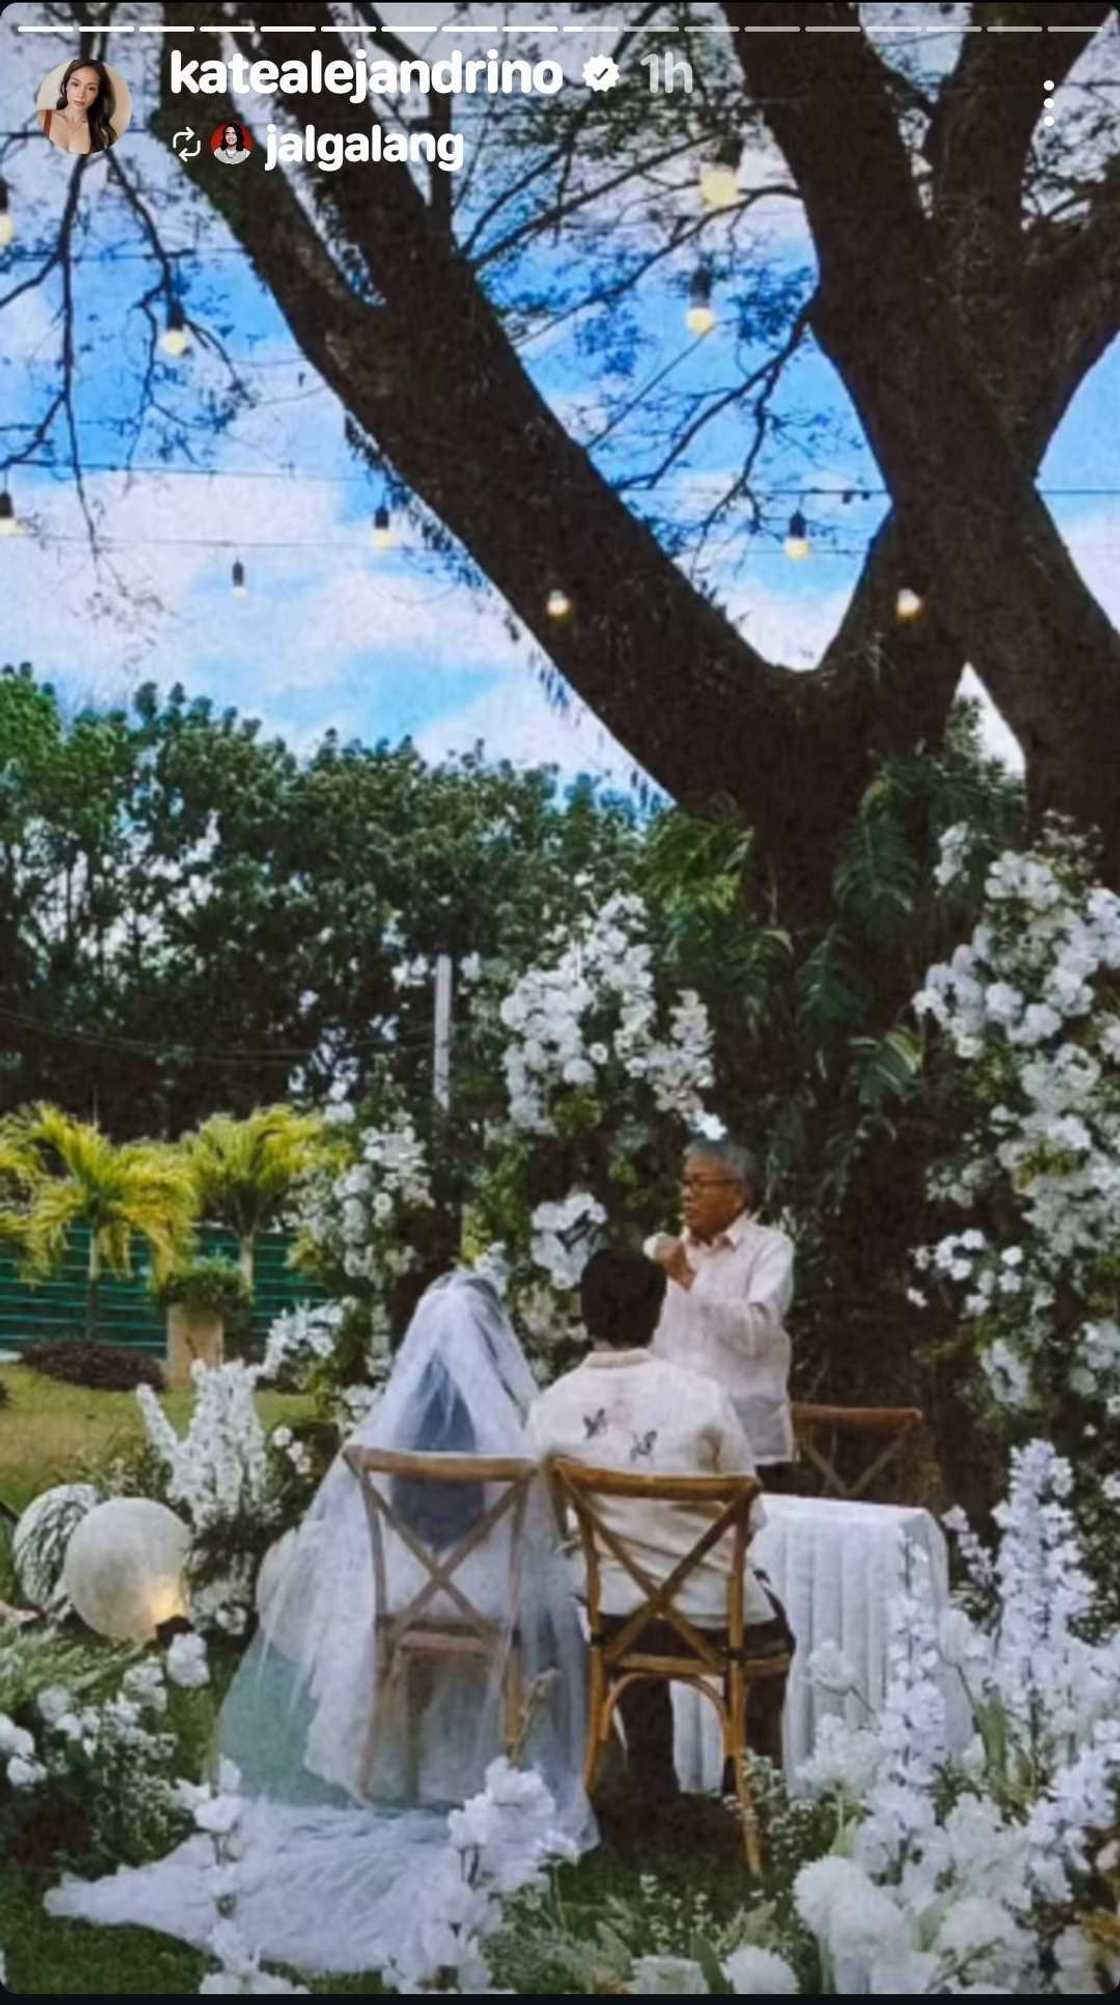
[0,1363,315,1517]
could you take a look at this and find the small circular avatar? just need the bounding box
[212,121,253,166]
[38,58,131,156]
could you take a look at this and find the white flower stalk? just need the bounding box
[791,1439,1119,1997]
[136,1363,270,1537]
[192,1767,310,1996]
[389,1757,575,1993]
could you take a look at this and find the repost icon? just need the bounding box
[582,55,621,93]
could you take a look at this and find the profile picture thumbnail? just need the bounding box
[37,57,132,157]
[212,121,253,166]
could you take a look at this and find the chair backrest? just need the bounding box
[549,1457,762,1669]
[344,1446,537,1645]
[791,1403,928,1503]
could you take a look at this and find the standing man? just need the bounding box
[646,1138,795,1485]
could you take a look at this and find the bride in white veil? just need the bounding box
[47,1271,595,1977]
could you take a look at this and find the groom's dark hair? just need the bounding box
[580,1249,667,1350]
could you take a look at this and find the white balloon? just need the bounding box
[62,1498,191,1642]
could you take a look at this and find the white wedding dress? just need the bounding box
[47,1272,595,1976]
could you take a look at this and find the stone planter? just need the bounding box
[166,1303,224,1389]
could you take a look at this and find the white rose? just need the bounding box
[7,1754,47,1789]
[723,1945,798,1994]
[36,1685,76,1727]
[807,1641,856,1696]
[166,1632,210,1690]
[194,1793,244,1836]
[0,1716,35,1761]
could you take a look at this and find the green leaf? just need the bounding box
[851,1026,924,1109]
[834,793,920,942]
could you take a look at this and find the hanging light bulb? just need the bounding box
[160,303,190,359]
[0,180,13,250]
[784,509,810,561]
[231,558,247,597]
[0,490,21,538]
[699,135,741,211]
[546,587,571,619]
[685,266,716,337]
[896,587,924,621]
[371,504,393,551]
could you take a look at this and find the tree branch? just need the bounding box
[729,0,1120,858]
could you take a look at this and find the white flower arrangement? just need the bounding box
[287,1109,434,1381]
[785,1440,1120,1995]
[259,1302,346,1384]
[498,892,714,1136]
[12,1636,190,1877]
[914,831,1120,1445]
[529,1190,606,1291]
[136,1362,270,1538]
[134,1362,283,1635]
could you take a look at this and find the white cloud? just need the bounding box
[414,668,641,790]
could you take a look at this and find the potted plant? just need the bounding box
[157,1257,251,1389]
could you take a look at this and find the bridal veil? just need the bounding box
[47,1271,595,1975]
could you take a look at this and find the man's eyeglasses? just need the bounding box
[682,1176,742,1192]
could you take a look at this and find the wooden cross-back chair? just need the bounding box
[343,1446,536,1799]
[790,1403,927,1503]
[549,1458,791,1873]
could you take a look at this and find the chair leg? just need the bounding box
[583,1651,608,1796]
[504,1639,523,1759]
[728,1667,762,1874]
[404,1654,434,1802]
[361,1644,391,1799]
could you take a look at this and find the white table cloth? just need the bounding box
[672,1492,970,1792]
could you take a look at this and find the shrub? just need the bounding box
[156,1257,254,1359]
[22,1340,165,1393]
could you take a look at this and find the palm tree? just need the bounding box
[185,1105,326,1290]
[9,1104,197,1340]
[0,1131,41,1259]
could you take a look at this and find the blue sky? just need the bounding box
[2,1,1118,787]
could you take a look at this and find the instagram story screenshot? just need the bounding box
[0,0,1119,1995]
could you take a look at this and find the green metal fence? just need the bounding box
[0,1224,328,1355]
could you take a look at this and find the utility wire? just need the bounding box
[0,1001,455,1065]
[4,458,1120,502]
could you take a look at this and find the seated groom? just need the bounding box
[646,1137,795,1486]
[527,1250,793,1807]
